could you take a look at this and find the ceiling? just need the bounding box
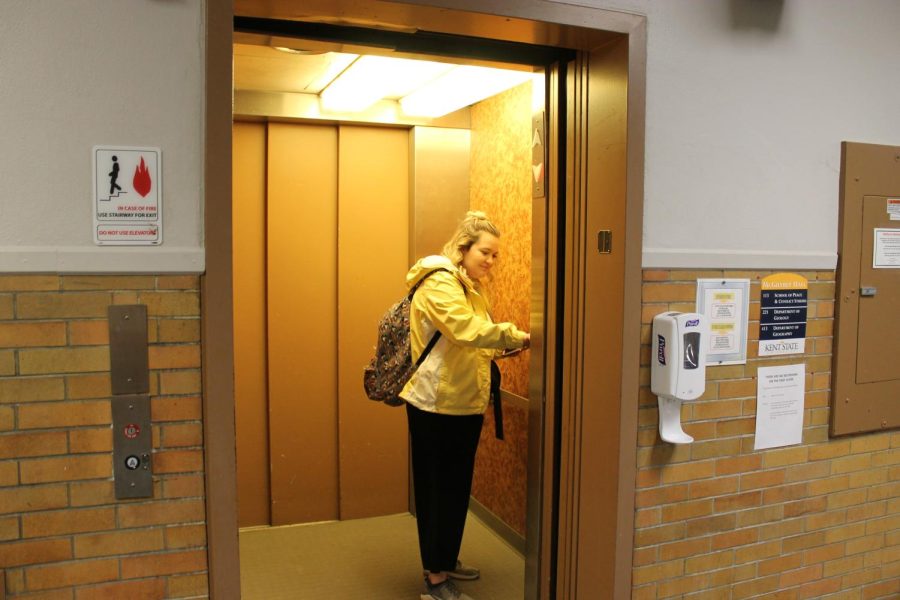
[234,44,356,95]
[232,42,538,110]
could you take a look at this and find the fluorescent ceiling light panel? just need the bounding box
[306,52,359,93]
[320,55,451,112]
[531,72,546,113]
[400,65,534,118]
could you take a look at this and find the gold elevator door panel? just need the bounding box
[235,122,411,526]
[337,125,411,520]
[267,123,340,525]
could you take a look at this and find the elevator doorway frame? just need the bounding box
[203,2,647,599]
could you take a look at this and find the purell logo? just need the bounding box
[657,335,666,365]
[686,319,700,327]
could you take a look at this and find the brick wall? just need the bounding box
[0,275,208,599]
[633,270,900,599]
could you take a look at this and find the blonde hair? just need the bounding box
[441,211,501,268]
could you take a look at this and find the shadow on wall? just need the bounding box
[730,0,784,32]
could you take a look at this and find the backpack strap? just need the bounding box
[415,328,442,368]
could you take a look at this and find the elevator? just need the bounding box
[205,3,646,598]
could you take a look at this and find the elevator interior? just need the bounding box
[231,30,548,569]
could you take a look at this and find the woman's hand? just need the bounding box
[498,333,530,358]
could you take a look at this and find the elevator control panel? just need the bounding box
[112,394,152,498]
[108,305,152,499]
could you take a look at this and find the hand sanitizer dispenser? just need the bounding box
[651,312,708,444]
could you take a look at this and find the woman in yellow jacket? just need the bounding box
[401,211,529,600]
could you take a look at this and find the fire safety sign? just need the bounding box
[93,146,162,245]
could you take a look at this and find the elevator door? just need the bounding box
[233,121,411,527]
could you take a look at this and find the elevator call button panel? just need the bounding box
[112,394,152,498]
[107,304,152,499]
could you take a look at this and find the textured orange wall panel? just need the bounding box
[469,81,533,398]
[469,81,534,537]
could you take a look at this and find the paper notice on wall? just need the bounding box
[696,279,749,365]
[874,228,900,268]
[888,198,900,220]
[704,288,741,354]
[754,364,805,450]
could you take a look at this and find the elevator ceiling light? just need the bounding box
[531,72,546,113]
[306,53,359,94]
[320,55,452,113]
[400,65,534,118]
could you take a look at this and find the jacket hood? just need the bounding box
[406,255,470,290]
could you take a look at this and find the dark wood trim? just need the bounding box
[557,52,586,600]
[203,1,240,598]
[616,17,647,600]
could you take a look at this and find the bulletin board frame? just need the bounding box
[695,278,750,365]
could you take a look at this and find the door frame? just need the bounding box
[204,2,646,598]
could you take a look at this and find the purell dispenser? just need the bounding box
[651,312,708,444]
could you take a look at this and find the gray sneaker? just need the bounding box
[447,560,480,581]
[423,560,480,581]
[420,578,475,600]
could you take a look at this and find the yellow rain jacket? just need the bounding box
[400,255,528,415]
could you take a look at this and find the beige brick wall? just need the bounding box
[0,275,207,599]
[634,270,900,599]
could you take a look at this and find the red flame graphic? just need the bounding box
[133,157,152,198]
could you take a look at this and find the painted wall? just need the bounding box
[0,1,205,273]
[571,0,900,269]
[5,1,899,274]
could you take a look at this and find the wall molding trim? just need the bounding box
[642,248,837,270]
[0,247,205,273]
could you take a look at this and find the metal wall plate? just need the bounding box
[108,305,149,395]
[598,229,612,253]
[112,394,153,499]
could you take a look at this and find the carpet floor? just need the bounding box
[239,512,525,599]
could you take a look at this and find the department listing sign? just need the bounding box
[93,146,162,245]
[758,273,808,357]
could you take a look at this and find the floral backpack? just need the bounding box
[362,270,447,406]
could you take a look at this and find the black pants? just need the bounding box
[406,403,484,573]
